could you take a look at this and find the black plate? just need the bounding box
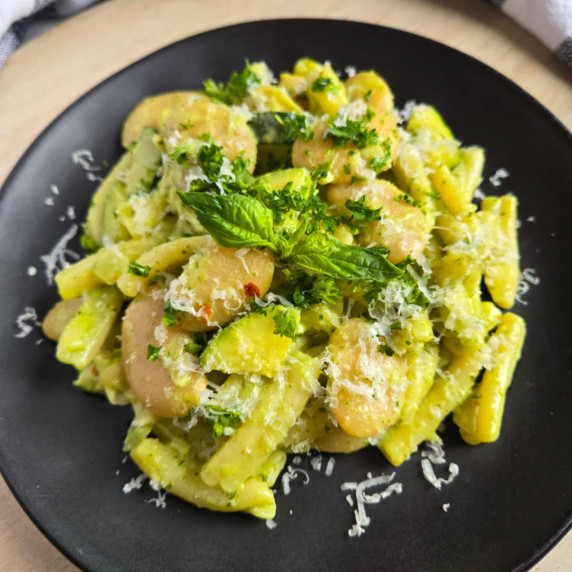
[1,20,571,572]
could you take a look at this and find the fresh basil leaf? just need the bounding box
[177,192,277,250]
[291,233,402,282]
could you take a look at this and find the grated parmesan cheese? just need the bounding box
[281,465,310,496]
[310,453,322,472]
[344,65,356,78]
[394,100,417,124]
[71,149,101,172]
[122,473,147,493]
[515,267,541,305]
[489,168,509,187]
[40,224,80,285]
[420,458,459,491]
[14,306,41,338]
[325,457,336,476]
[145,480,167,509]
[341,472,403,537]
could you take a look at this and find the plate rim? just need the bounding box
[1,18,571,572]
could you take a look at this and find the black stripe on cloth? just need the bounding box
[0,19,30,67]
[555,37,572,67]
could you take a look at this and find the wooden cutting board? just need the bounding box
[0,0,570,570]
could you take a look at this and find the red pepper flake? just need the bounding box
[243,282,260,299]
[195,303,213,324]
[91,365,99,375]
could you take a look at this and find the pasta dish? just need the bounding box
[42,59,526,519]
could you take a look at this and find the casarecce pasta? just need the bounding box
[42,59,526,519]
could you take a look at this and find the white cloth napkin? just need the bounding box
[490,0,572,66]
[0,0,98,66]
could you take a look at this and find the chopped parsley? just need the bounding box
[203,61,261,105]
[278,271,342,308]
[369,139,392,174]
[128,261,151,277]
[79,233,99,253]
[273,309,298,339]
[197,138,225,180]
[395,193,422,208]
[170,146,189,164]
[311,77,334,92]
[327,108,379,149]
[310,161,331,181]
[184,342,203,356]
[274,113,314,142]
[162,300,178,326]
[378,343,395,356]
[147,344,161,361]
[203,405,242,437]
[344,196,382,222]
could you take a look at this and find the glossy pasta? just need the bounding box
[43,59,526,519]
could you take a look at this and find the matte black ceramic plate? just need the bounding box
[1,20,571,572]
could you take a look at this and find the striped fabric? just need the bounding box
[0,0,99,67]
[489,0,572,67]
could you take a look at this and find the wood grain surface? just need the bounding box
[0,1,570,570]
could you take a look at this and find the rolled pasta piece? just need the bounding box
[130,438,276,519]
[56,286,123,370]
[379,344,484,466]
[55,237,156,299]
[453,313,526,444]
[398,344,439,425]
[481,195,520,309]
[200,352,320,493]
[116,236,209,298]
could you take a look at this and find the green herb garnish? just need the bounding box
[203,405,242,437]
[369,139,392,174]
[273,113,314,142]
[128,261,151,277]
[147,344,161,361]
[273,309,298,339]
[327,109,379,149]
[344,196,382,222]
[395,193,422,208]
[178,192,277,250]
[203,61,260,105]
[79,234,99,253]
[162,300,178,326]
[311,77,334,92]
[184,342,203,356]
[378,343,395,357]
